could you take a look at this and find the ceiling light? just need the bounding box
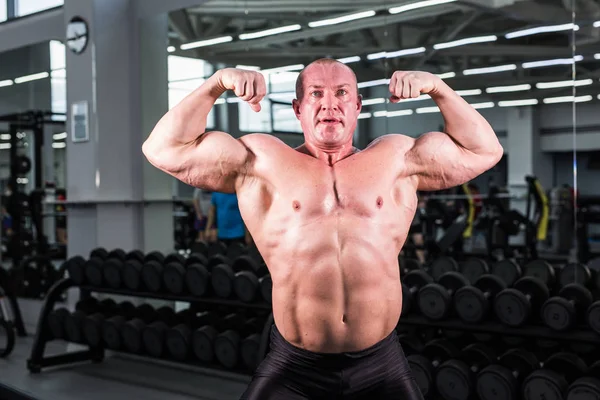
[436,72,456,79]
[536,79,592,89]
[308,10,376,28]
[463,64,516,75]
[181,36,232,50]
[542,95,593,104]
[389,0,456,15]
[53,132,67,140]
[522,56,582,69]
[456,89,482,96]
[167,46,175,53]
[50,69,66,78]
[595,54,600,59]
[470,102,495,109]
[0,80,13,88]
[358,112,372,119]
[373,109,414,117]
[498,99,538,107]
[505,23,579,39]
[486,84,531,93]
[367,47,426,60]
[337,56,361,64]
[14,72,49,84]
[358,79,390,89]
[361,98,386,106]
[239,25,301,40]
[416,106,440,113]
[0,143,10,150]
[52,142,66,149]
[260,64,304,74]
[433,35,497,50]
[594,21,600,28]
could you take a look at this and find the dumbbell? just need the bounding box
[399,257,421,275]
[64,298,117,343]
[586,300,600,335]
[522,352,588,400]
[121,306,176,354]
[184,254,213,297]
[523,259,557,290]
[208,241,228,258]
[490,259,522,286]
[142,309,190,358]
[89,247,109,260]
[192,313,247,364]
[65,255,86,285]
[459,257,489,283]
[227,242,248,261]
[190,240,209,258]
[86,249,128,287]
[435,343,497,400]
[84,258,104,287]
[102,303,157,350]
[567,360,600,400]
[165,310,216,361]
[541,283,594,331]
[162,253,189,294]
[494,276,550,327]
[397,333,425,356]
[240,327,264,371]
[259,274,272,303]
[141,254,169,293]
[407,339,461,398]
[476,348,540,400]
[82,300,135,347]
[559,262,600,291]
[211,255,265,299]
[215,315,265,369]
[453,274,506,323]
[232,256,270,302]
[47,308,70,340]
[430,256,459,281]
[401,270,433,315]
[418,271,470,320]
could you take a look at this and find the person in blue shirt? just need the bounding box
[205,191,250,246]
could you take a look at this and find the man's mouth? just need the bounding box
[319,118,341,125]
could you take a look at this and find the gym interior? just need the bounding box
[1,0,600,399]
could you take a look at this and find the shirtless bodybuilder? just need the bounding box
[142,58,503,399]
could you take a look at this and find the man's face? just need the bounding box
[292,63,362,148]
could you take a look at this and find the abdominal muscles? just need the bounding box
[264,212,404,353]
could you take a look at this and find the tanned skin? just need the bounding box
[143,59,503,353]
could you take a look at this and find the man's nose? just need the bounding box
[320,92,339,110]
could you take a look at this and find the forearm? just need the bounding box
[430,79,501,155]
[144,71,226,150]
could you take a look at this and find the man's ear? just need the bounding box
[292,99,301,119]
[357,94,363,112]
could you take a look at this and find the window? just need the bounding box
[0,0,7,22]
[49,40,66,114]
[16,0,63,17]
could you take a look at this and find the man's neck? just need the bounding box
[300,141,357,166]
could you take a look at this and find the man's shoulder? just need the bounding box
[239,133,288,152]
[366,134,416,152]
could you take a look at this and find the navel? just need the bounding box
[292,200,301,211]
[376,196,383,208]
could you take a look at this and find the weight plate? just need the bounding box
[475,274,507,295]
[163,263,186,294]
[122,320,143,353]
[232,255,260,273]
[142,324,165,358]
[524,259,554,286]
[418,283,451,320]
[144,251,164,264]
[166,325,190,361]
[185,264,209,297]
[402,283,412,314]
[215,331,240,368]
[47,308,68,339]
[208,241,227,257]
[211,264,234,298]
[404,270,433,288]
[227,242,247,261]
[431,256,459,281]
[494,288,530,327]
[560,283,593,310]
[141,261,162,292]
[500,348,539,375]
[587,301,600,334]
[233,271,259,303]
[559,263,591,288]
[90,247,108,260]
[460,258,489,283]
[102,259,123,289]
[241,334,260,370]
[259,275,272,303]
[542,297,575,331]
[398,334,424,355]
[64,312,83,343]
[190,241,209,257]
[407,355,434,397]
[102,317,124,349]
[125,250,144,263]
[108,249,126,261]
[523,369,568,400]
[567,377,600,400]
[122,260,142,291]
[401,257,421,272]
[186,253,208,267]
[477,364,518,400]
[193,326,217,362]
[164,253,185,266]
[438,271,470,293]
[66,256,86,285]
[514,276,550,310]
[436,359,472,400]
[462,343,496,367]
[82,314,103,347]
[454,286,488,323]
[544,353,588,383]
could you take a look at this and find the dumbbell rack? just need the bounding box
[399,314,600,344]
[27,277,274,374]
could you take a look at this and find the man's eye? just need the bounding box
[311,91,322,97]
[338,89,347,95]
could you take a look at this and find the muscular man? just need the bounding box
[143,58,503,399]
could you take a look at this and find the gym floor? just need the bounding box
[0,301,251,400]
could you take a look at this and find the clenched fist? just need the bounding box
[217,68,267,112]
[388,71,441,103]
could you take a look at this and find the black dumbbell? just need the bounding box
[208,241,228,258]
[162,253,188,294]
[102,303,156,350]
[211,256,266,299]
[227,242,247,261]
[459,257,490,283]
[453,274,506,323]
[399,257,421,275]
[407,339,461,398]
[192,313,247,364]
[64,298,117,343]
[259,274,272,303]
[84,258,104,287]
[190,241,209,258]
[47,308,70,340]
[523,259,557,290]
[476,348,540,400]
[90,247,109,260]
[82,300,133,347]
[567,360,600,400]
[232,256,270,303]
[494,276,550,327]
[102,257,125,289]
[184,255,212,297]
[215,316,265,369]
[165,310,216,361]
[125,250,144,264]
[141,252,170,292]
[541,283,594,331]
[401,270,433,315]
[142,309,189,358]
[65,255,86,285]
[397,333,425,356]
[558,262,598,290]
[121,306,176,354]
[522,352,588,400]
[435,343,497,400]
[418,271,470,320]
[586,300,600,335]
[430,256,459,281]
[121,258,144,291]
[490,259,522,286]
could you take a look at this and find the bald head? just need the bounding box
[295,58,359,100]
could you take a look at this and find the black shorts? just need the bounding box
[240,324,423,400]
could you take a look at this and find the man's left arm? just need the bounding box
[395,71,504,191]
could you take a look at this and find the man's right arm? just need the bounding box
[142,69,266,193]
